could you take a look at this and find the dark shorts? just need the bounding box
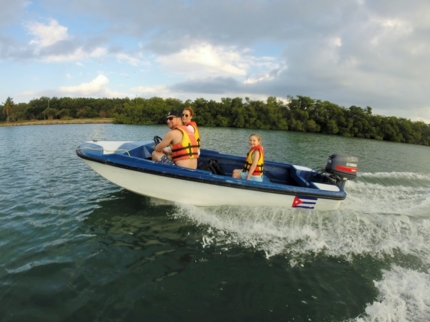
[159,155,175,165]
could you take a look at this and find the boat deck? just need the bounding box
[125,143,318,188]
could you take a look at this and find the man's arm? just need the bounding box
[154,131,174,153]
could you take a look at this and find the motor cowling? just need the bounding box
[325,154,358,188]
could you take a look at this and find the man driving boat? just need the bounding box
[151,110,199,169]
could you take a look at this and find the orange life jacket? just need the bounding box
[243,145,264,176]
[184,121,201,149]
[170,126,199,161]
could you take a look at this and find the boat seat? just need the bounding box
[290,170,311,187]
[198,158,225,175]
[128,145,153,159]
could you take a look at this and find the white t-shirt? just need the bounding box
[187,124,194,133]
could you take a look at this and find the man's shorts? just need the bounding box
[159,155,175,165]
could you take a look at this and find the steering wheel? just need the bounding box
[153,135,162,146]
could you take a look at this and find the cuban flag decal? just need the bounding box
[292,196,317,209]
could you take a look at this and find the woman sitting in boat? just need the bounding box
[152,110,199,169]
[181,107,201,155]
[232,134,264,182]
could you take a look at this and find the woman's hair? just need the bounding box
[183,107,194,117]
[249,133,261,142]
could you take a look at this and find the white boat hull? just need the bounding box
[84,159,342,211]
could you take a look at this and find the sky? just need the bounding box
[1,0,430,122]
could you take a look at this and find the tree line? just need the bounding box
[2,95,430,146]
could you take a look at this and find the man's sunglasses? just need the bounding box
[166,117,175,121]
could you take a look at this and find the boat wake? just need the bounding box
[343,172,430,217]
[173,172,430,260]
[353,265,430,322]
[172,171,430,321]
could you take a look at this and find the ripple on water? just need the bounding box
[1,124,430,321]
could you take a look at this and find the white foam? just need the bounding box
[343,175,430,217]
[171,171,430,320]
[359,172,430,181]
[354,266,430,322]
[173,204,430,264]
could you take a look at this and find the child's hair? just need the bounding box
[249,133,261,142]
[183,106,194,117]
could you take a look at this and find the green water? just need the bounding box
[0,124,429,321]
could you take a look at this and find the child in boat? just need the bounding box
[232,134,264,182]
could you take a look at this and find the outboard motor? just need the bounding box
[325,154,358,189]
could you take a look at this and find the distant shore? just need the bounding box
[0,118,114,127]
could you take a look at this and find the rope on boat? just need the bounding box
[76,146,131,156]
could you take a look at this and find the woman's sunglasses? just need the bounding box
[182,113,190,117]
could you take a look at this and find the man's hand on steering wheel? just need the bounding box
[153,135,162,146]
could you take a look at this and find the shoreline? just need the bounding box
[0,118,114,127]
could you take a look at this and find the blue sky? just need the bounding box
[1,0,430,122]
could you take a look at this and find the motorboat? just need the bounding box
[76,140,358,211]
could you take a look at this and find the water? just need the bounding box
[0,124,429,321]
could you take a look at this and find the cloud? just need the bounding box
[21,19,113,63]
[244,64,287,85]
[27,19,72,48]
[156,43,282,84]
[18,74,128,100]
[58,74,125,97]
[3,0,430,122]
[115,53,140,66]
[156,44,247,77]
[131,85,169,96]
[0,0,28,27]
[169,76,240,94]
[43,46,107,63]
[59,74,109,95]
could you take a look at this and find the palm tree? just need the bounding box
[2,97,14,122]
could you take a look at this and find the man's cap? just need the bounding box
[166,110,181,118]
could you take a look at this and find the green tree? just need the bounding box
[306,119,320,133]
[43,108,58,120]
[76,108,89,119]
[326,119,339,134]
[2,97,14,122]
[3,94,430,147]
[57,109,71,119]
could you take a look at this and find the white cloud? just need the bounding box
[18,74,128,100]
[0,1,29,27]
[116,53,140,66]
[43,47,107,63]
[90,47,107,58]
[27,19,72,48]
[157,44,248,77]
[244,64,287,85]
[131,85,169,95]
[23,19,108,63]
[155,43,282,88]
[59,74,109,95]
[3,0,430,122]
